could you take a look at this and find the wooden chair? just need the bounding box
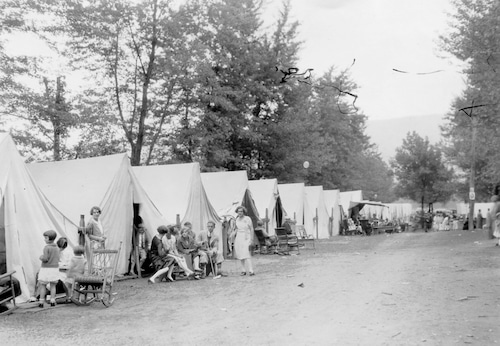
[0,271,20,315]
[72,242,122,307]
[275,227,300,255]
[295,225,316,249]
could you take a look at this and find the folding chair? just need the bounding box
[0,271,20,315]
[295,225,315,249]
[72,242,122,307]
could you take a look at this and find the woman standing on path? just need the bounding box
[233,206,255,276]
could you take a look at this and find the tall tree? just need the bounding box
[25,0,197,165]
[440,0,500,200]
[391,132,455,206]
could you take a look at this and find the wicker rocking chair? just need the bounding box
[72,242,122,307]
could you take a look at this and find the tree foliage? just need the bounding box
[0,0,395,199]
[440,0,500,200]
[391,132,455,204]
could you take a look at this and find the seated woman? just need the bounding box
[176,227,206,273]
[255,220,278,246]
[162,225,198,280]
[148,225,176,284]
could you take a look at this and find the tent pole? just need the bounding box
[331,207,334,237]
[316,208,319,239]
[265,208,269,234]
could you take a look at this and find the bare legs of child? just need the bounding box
[38,282,57,307]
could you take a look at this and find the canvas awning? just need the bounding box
[348,200,388,211]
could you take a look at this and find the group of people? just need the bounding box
[35,230,87,308]
[33,205,104,308]
[147,221,223,283]
[147,205,256,282]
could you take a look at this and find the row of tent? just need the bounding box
[0,133,413,301]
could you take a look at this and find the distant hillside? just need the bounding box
[366,114,445,163]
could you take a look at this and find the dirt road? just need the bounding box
[1,229,499,346]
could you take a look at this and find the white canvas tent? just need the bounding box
[339,190,363,216]
[385,203,414,221]
[200,171,260,225]
[248,179,284,235]
[456,202,494,217]
[278,183,313,234]
[304,186,330,239]
[28,153,167,275]
[132,162,221,237]
[0,133,78,301]
[360,202,390,220]
[323,189,341,236]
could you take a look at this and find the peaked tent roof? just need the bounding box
[0,133,77,301]
[201,171,259,225]
[323,189,341,236]
[304,186,330,239]
[248,179,284,235]
[28,153,167,275]
[132,163,220,234]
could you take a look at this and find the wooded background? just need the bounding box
[1,0,498,204]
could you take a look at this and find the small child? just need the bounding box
[38,230,60,308]
[65,245,87,301]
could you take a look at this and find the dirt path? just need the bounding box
[1,229,499,346]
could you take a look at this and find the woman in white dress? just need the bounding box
[232,206,255,276]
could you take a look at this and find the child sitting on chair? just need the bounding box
[65,245,87,301]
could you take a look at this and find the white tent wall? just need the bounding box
[248,179,283,236]
[456,202,494,218]
[278,183,305,224]
[339,190,363,216]
[362,204,389,220]
[304,186,330,239]
[200,171,260,224]
[28,154,160,275]
[133,163,220,233]
[324,189,341,236]
[1,134,77,301]
[385,203,413,221]
[278,183,314,237]
[132,163,222,253]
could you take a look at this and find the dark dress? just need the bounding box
[150,236,174,270]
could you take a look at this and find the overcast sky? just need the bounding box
[263,0,466,121]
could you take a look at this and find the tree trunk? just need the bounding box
[130,0,158,166]
[53,76,63,161]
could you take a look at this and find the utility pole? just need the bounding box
[468,115,477,231]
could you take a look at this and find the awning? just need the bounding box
[348,200,388,211]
